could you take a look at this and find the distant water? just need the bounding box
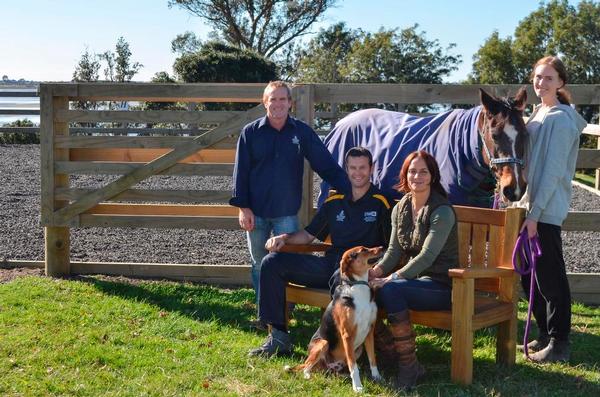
[0,89,40,125]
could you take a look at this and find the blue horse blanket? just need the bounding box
[319,107,495,207]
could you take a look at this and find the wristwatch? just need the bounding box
[391,272,400,280]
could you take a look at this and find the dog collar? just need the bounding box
[341,277,370,287]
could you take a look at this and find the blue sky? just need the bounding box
[0,0,583,83]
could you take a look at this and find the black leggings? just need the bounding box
[520,222,571,340]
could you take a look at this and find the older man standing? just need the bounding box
[229,81,351,320]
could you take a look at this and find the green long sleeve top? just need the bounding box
[377,201,456,280]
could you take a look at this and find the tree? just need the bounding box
[470,0,600,88]
[293,22,358,83]
[293,24,460,85]
[171,31,203,55]
[341,26,460,84]
[468,32,516,84]
[173,41,277,83]
[99,36,143,82]
[72,48,102,117]
[174,41,277,111]
[168,0,336,57]
[72,48,100,83]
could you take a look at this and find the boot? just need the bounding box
[248,328,292,357]
[519,332,550,353]
[373,317,398,370]
[528,337,570,363]
[388,311,425,390]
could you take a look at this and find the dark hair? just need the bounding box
[530,56,571,105]
[394,150,447,197]
[344,146,373,167]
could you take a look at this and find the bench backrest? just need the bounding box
[453,205,525,293]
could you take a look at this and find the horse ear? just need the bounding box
[513,86,528,111]
[479,88,502,115]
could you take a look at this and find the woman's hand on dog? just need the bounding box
[239,208,255,231]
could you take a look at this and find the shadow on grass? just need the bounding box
[71,275,599,394]
[73,275,268,332]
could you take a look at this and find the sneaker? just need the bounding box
[248,328,292,357]
[250,319,268,331]
[528,337,570,363]
[519,333,550,353]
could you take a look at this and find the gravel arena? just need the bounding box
[1,145,599,277]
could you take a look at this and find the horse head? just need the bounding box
[478,87,528,203]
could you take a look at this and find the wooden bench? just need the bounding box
[282,205,525,385]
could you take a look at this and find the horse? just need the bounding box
[318,88,528,208]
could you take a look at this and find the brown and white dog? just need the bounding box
[286,246,383,393]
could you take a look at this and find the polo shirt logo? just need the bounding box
[336,210,346,222]
[292,135,300,153]
[364,211,377,222]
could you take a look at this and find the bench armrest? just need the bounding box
[278,243,332,253]
[448,266,515,279]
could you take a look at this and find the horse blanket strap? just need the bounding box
[512,229,542,359]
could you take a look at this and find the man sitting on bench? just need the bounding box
[249,147,391,357]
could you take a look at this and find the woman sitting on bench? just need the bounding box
[369,150,458,390]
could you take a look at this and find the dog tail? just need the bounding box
[284,339,329,376]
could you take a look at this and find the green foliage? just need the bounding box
[173,41,277,83]
[293,22,358,83]
[1,276,599,396]
[168,0,336,57]
[171,31,203,55]
[99,36,143,83]
[0,119,38,144]
[469,31,517,84]
[470,0,600,87]
[72,48,101,82]
[294,24,460,86]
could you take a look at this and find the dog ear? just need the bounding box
[340,250,357,275]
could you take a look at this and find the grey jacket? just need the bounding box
[523,104,587,226]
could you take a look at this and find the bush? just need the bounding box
[0,119,39,144]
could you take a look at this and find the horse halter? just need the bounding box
[478,113,525,170]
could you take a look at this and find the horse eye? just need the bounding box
[350,253,358,259]
[492,133,500,142]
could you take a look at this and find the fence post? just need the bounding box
[596,122,600,191]
[294,84,316,227]
[40,86,71,276]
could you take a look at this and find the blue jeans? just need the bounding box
[375,278,451,314]
[247,215,299,300]
[258,252,337,327]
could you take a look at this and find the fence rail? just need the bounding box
[8,82,597,306]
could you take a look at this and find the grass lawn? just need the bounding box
[1,275,598,396]
[574,172,596,188]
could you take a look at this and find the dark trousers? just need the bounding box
[520,222,571,340]
[258,252,337,327]
[375,278,451,314]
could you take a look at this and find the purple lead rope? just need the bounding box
[512,229,542,359]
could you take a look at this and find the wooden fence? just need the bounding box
[30,83,600,303]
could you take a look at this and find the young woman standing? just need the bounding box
[520,56,587,363]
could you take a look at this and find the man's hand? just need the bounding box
[265,234,289,252]
[239,208,255,231]
[521,218,538,239]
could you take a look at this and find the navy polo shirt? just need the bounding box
[229,115,351,218]
[305,184,392,264]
